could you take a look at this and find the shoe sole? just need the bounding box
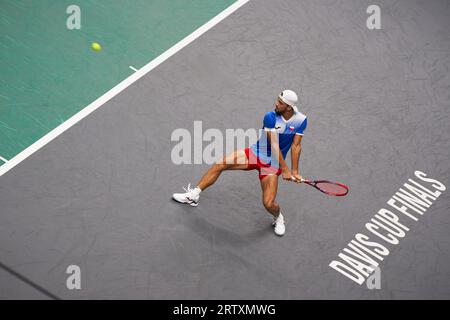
[172,196,199,207]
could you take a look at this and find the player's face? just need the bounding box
[275,98,288,114]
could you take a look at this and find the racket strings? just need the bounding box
[315,182,348,196]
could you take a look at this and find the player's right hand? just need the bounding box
[282,169,294,181]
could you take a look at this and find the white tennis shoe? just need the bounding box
[172,184,201,207]
[273,213,286,236]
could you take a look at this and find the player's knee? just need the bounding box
[213,162,226,172]
[215,155,235,170]
[263,198,276,210]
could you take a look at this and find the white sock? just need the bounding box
[193,187,202,196]
[275,212,283,222]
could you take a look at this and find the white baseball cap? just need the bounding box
[278,89,298,110]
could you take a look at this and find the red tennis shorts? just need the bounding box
[244,148,282,180]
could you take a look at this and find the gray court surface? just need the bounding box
[1,0,450,299]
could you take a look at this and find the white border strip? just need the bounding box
[0,156,8,163]
[0,0,249,177]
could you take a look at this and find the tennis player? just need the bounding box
[172,90,307,236]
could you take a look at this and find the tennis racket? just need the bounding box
[294,178,349,196]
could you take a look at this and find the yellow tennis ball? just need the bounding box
[91,42,102,51]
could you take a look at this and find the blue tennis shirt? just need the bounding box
[250,110,307,166]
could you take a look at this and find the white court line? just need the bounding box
[0,0,249,177]
[129,65,138,72]
[0,156,8,163]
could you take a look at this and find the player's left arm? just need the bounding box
[291,117,307,183]
[291,134,303,183]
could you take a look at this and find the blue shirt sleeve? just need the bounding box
[295,117,307,135]
[263,112,276,129]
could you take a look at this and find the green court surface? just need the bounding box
[0,0,235,163]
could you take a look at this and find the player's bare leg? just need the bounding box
[172,149,248,206]
[197,149,248,191]
[260,174,280,217]
[260,175,285,236]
